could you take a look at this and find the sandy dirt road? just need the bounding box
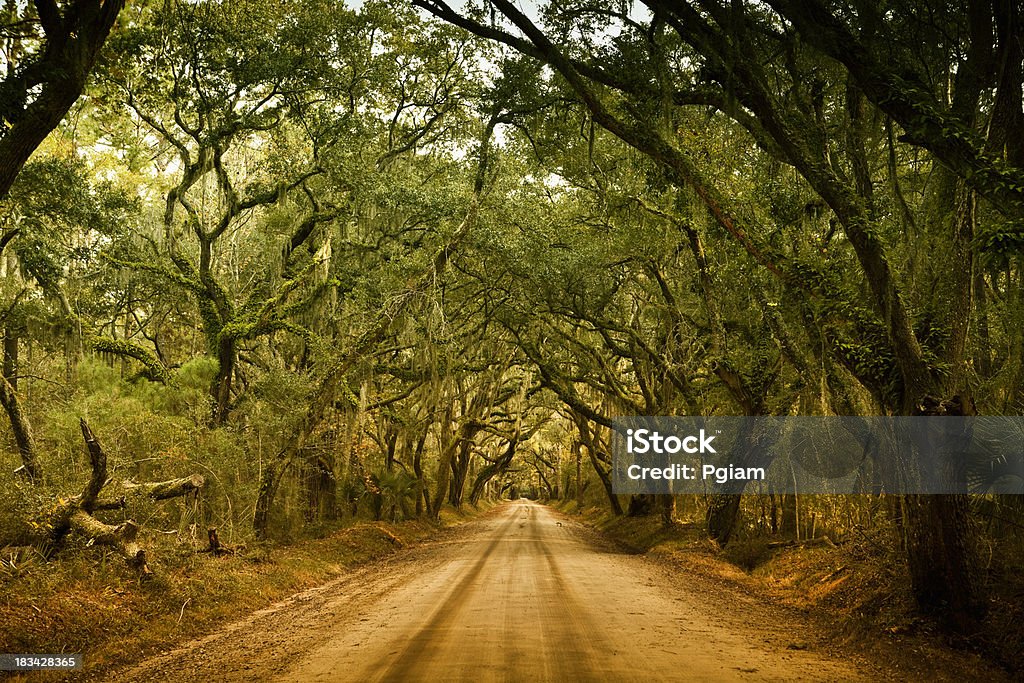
[111,500,877,682]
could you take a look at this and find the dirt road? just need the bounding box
[112,501,876,682]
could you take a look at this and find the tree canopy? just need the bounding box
[2,0,1024,639]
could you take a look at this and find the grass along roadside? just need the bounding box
[552,499,1014,683]
[0,503,493,681]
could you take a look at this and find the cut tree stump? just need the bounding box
[208,527,221,553]
[201,527,238,556]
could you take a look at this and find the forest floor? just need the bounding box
[86,499,999,682]
[0,505,489,682]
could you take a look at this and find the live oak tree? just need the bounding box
[0,0,124,199]
[416,0,1024,632]
[94,0,484,429]
[3,0,1024,647]
[96,0,346,425]
[0,0,127,486]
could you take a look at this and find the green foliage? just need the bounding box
[722,535,773,572]
[976,220,1024,265]
[369,469,418,522]
[3,0,1023,575]
[0,468,46,545]
[1,156,139,337]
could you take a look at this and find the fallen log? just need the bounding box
[68,510,150,574]
[766,536,838,549]
[65,494,126,511]
[92,496,127,511]
[79,419,108,511]
[124,474,205,500]
[40,420,205,576]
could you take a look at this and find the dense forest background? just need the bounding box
[2,0,1024,665]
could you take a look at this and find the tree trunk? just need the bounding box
[448,440,472,508]
[211,336,235,426]
[706,494,742,543]
[903,494,986,631]
[469,437,517,505]
[780,494,798,537]
[0,373,40,481]
[573,414,622,515]
[433,420,482,517]
[660,495,676,526]
[0,0,126,199]
[413,430,427,517]
[584,441,621,515]
[575,440,583,511]
[706,422,773,544]
[430,437,458,519]
[124,474,205,500]
[902,395,987,631]
[627,494,655,516]
[973,270,993,377]
[253,459,286,538]
[3,329,17,391]
[301,455,335,523]
[533,461,554,500]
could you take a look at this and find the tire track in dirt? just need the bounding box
[368,510,521,680]
[109,501,887,682]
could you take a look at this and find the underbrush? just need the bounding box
[981,538,1024,675]
[557,499,1018,680]
[0,358,504,679]
[0,503,492,680]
